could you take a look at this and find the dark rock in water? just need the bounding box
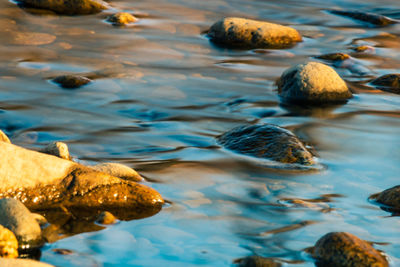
[208,17,302,49]
[234,255,282,267]
[371,74,400,94]
[316,53,350,61]
[310,232,388,267]
[277,62,352,104]
[0,199,45,250]
[0,225,19,258]
[328,10,397,27]
[52,75,92,89]
[217,124,315,165]
[106,12,138,26]
[371,185,400,213]
[17,0,109,15]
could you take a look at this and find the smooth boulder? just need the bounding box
[208,17,302,49]
[17,0,109,15]
[310,232,388,267]
[0,225,18,258]
[277,62,352,104]
[0,199,44,249]
[0,141,163,217]
[217,124,315,165]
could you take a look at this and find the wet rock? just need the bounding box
[0,199,44,250]
[0,141,164,217]
[40,141,71,160]
[277,62,352,104]
[208,17,302,49]
[316,53,350,61]
[234,255,281,267]
[217,124,315,165]
[352,45,375,53]
[52,75,92,89]
[0,131,11,143]
[370,74,400,94]
[0,225,18,258]
[17,0,110,15]
[328,10,397,27]
[96,211,117,225]
[91,163,144,182]
[106,12,138,26]
[371,185,400,213]
[0,258,54,267]
[310,232,388,267]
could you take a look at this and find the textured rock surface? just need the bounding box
[52,75,92,89]
[277,62,352,104]
[0,199,44,249]
[208,17,302,49]
[106,12,138,26]
[91,163,144,182]
[371,74,400,94]
[0,259,54,267]
[41,141,70,160]
[17,0,109,15]
[311,232,388,267]
[217,124,315,165]
[0,142,163,215]
[328,10,397,27]
[372,185,400,212]
[0,225,18,258]
[235,255,281,267]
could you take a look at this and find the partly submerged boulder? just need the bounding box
[370,185,400,213]
[328,10,397,27]
[106,12,138,26]
[371,74,400,94]
[17,0,110,15]
[0,140,164,218]
[52,75,92,89]
[208,17,302,49]
[234,255,282,267]
[217,124,315,166]
[309,232,388,267]
[0,199,45,250]
[277,62,352,104]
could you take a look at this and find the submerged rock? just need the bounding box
[41,141,70,160]
[17,0,109,15]
[310,232,388,267]
[217,124,315,165]
[234,255,281,267]
[106,12,138,26]
[0,140,164,218]
[91,163,144,182]
[96,211,117,225]
[0,258,54,267]
[371,185,400,213]
[371,74,400,94]
[208,17,302,49]
[328,10,397,27]
[0,199,44,250]
[52,75,92,89]
[0,225,18,258]
[10,31,56,46]
[316,53,350,61]
[277,62,352,104]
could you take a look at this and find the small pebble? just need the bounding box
[40,141,71,160]
[208,17,302,49]
[310,232,388,267]
[0,225,18,258]
[277,62,352,104]
[106,12,138,26]
[96,211,117,225]
[52,75,92,89]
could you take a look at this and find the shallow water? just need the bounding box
[1,0,400,266]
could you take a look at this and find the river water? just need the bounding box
[1,0,400,266]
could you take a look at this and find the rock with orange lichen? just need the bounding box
[107,12,138,26]
[208,17,302,49]
[0,225,18,258]
[309,232,388,267]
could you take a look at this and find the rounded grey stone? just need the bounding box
[277,62,352,104]
[0,198,44,249]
